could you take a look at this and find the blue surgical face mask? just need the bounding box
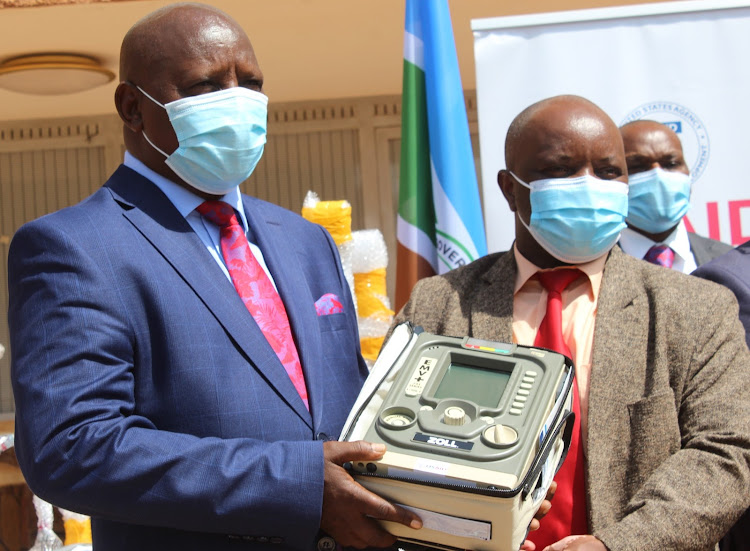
[626,167,691,234]
[138,86,268,196]
[510,172,628,264]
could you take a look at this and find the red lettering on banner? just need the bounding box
[706,202,721,241]
[729,200,750,245]
[685,202,721,241]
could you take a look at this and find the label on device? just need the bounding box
[413,432,474,451]
[400,504,491,541]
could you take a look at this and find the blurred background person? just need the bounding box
[618,120,731,272]
[694,240,750,551]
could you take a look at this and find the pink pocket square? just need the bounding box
[315,293,344,315]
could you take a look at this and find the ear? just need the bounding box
[115,82,142,133]
[498,170,517,212]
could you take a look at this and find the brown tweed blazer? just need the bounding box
[392,245,750,551]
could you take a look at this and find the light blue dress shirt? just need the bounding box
[123,151,277,289]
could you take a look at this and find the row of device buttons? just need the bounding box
[509,371,537,415]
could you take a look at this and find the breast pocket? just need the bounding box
[624,391,681,495]
[317,312,350,333]
[316,312,360,372]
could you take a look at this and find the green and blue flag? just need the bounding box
[396,0,487,310]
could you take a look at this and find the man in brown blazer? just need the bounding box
[392,95,750,551]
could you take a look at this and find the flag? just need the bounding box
[396,0,487,311]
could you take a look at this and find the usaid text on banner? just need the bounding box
[686,200,750,246]
[623,101,750,246]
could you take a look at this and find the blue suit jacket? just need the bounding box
[693,239,750,551]
[8,166,368,551]
[693,240,750,347]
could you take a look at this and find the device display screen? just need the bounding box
[433,362,511,408]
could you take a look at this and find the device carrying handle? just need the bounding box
[552,410,576,475]
[339,322,421,442]
[521,410,575,500]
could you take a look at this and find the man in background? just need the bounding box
[618,120,731,271]
[392,95,750,551]
[8,4,420,550]
[694,241,750,551]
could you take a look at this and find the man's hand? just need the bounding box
[542,535,607,551]
[321,440,422,548]
[520,481,557,551]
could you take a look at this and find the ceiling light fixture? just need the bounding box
[0,53,115,96]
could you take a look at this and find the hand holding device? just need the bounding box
[321,440,422,548]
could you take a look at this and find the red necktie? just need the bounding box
[197,201,309,410]
[644,244,675,268]
[527,268,588,548]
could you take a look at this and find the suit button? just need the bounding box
[316,432,329,441]
[317,536,336,551]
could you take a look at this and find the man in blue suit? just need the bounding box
[694,240,750,551]
[8,4,420,550]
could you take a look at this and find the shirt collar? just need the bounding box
[123,151,248,232]
[619,219,692,264]
[513,243,607,298]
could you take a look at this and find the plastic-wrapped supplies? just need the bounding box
[29,496,63,551]
[1,432,91,549]
[351,229,394,367]
[301,191,353,247]
[301,191,356,313]
[301,192,394,369]
[0,432,12,453]
[59,509,92,546]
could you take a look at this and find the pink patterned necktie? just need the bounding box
[197,201,309,410]
[644,244,675,268]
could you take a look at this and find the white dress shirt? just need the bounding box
[618,219,697,274]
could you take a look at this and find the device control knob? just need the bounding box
[383,413,413,427]
[443,406,467,426]
[483,424,518,446]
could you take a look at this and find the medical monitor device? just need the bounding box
[340,323,574,551]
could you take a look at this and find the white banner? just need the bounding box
[473,0,750,253]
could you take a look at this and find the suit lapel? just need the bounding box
[242,198,319,425]
[470,252,516,343]
[688,232,708,266]
[106,167,313,428]
[688,231,732,267]
[586,247,645,526]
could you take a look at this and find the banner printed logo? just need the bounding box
[621,102,710,182]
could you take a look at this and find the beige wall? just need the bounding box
[0,0,683,122]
